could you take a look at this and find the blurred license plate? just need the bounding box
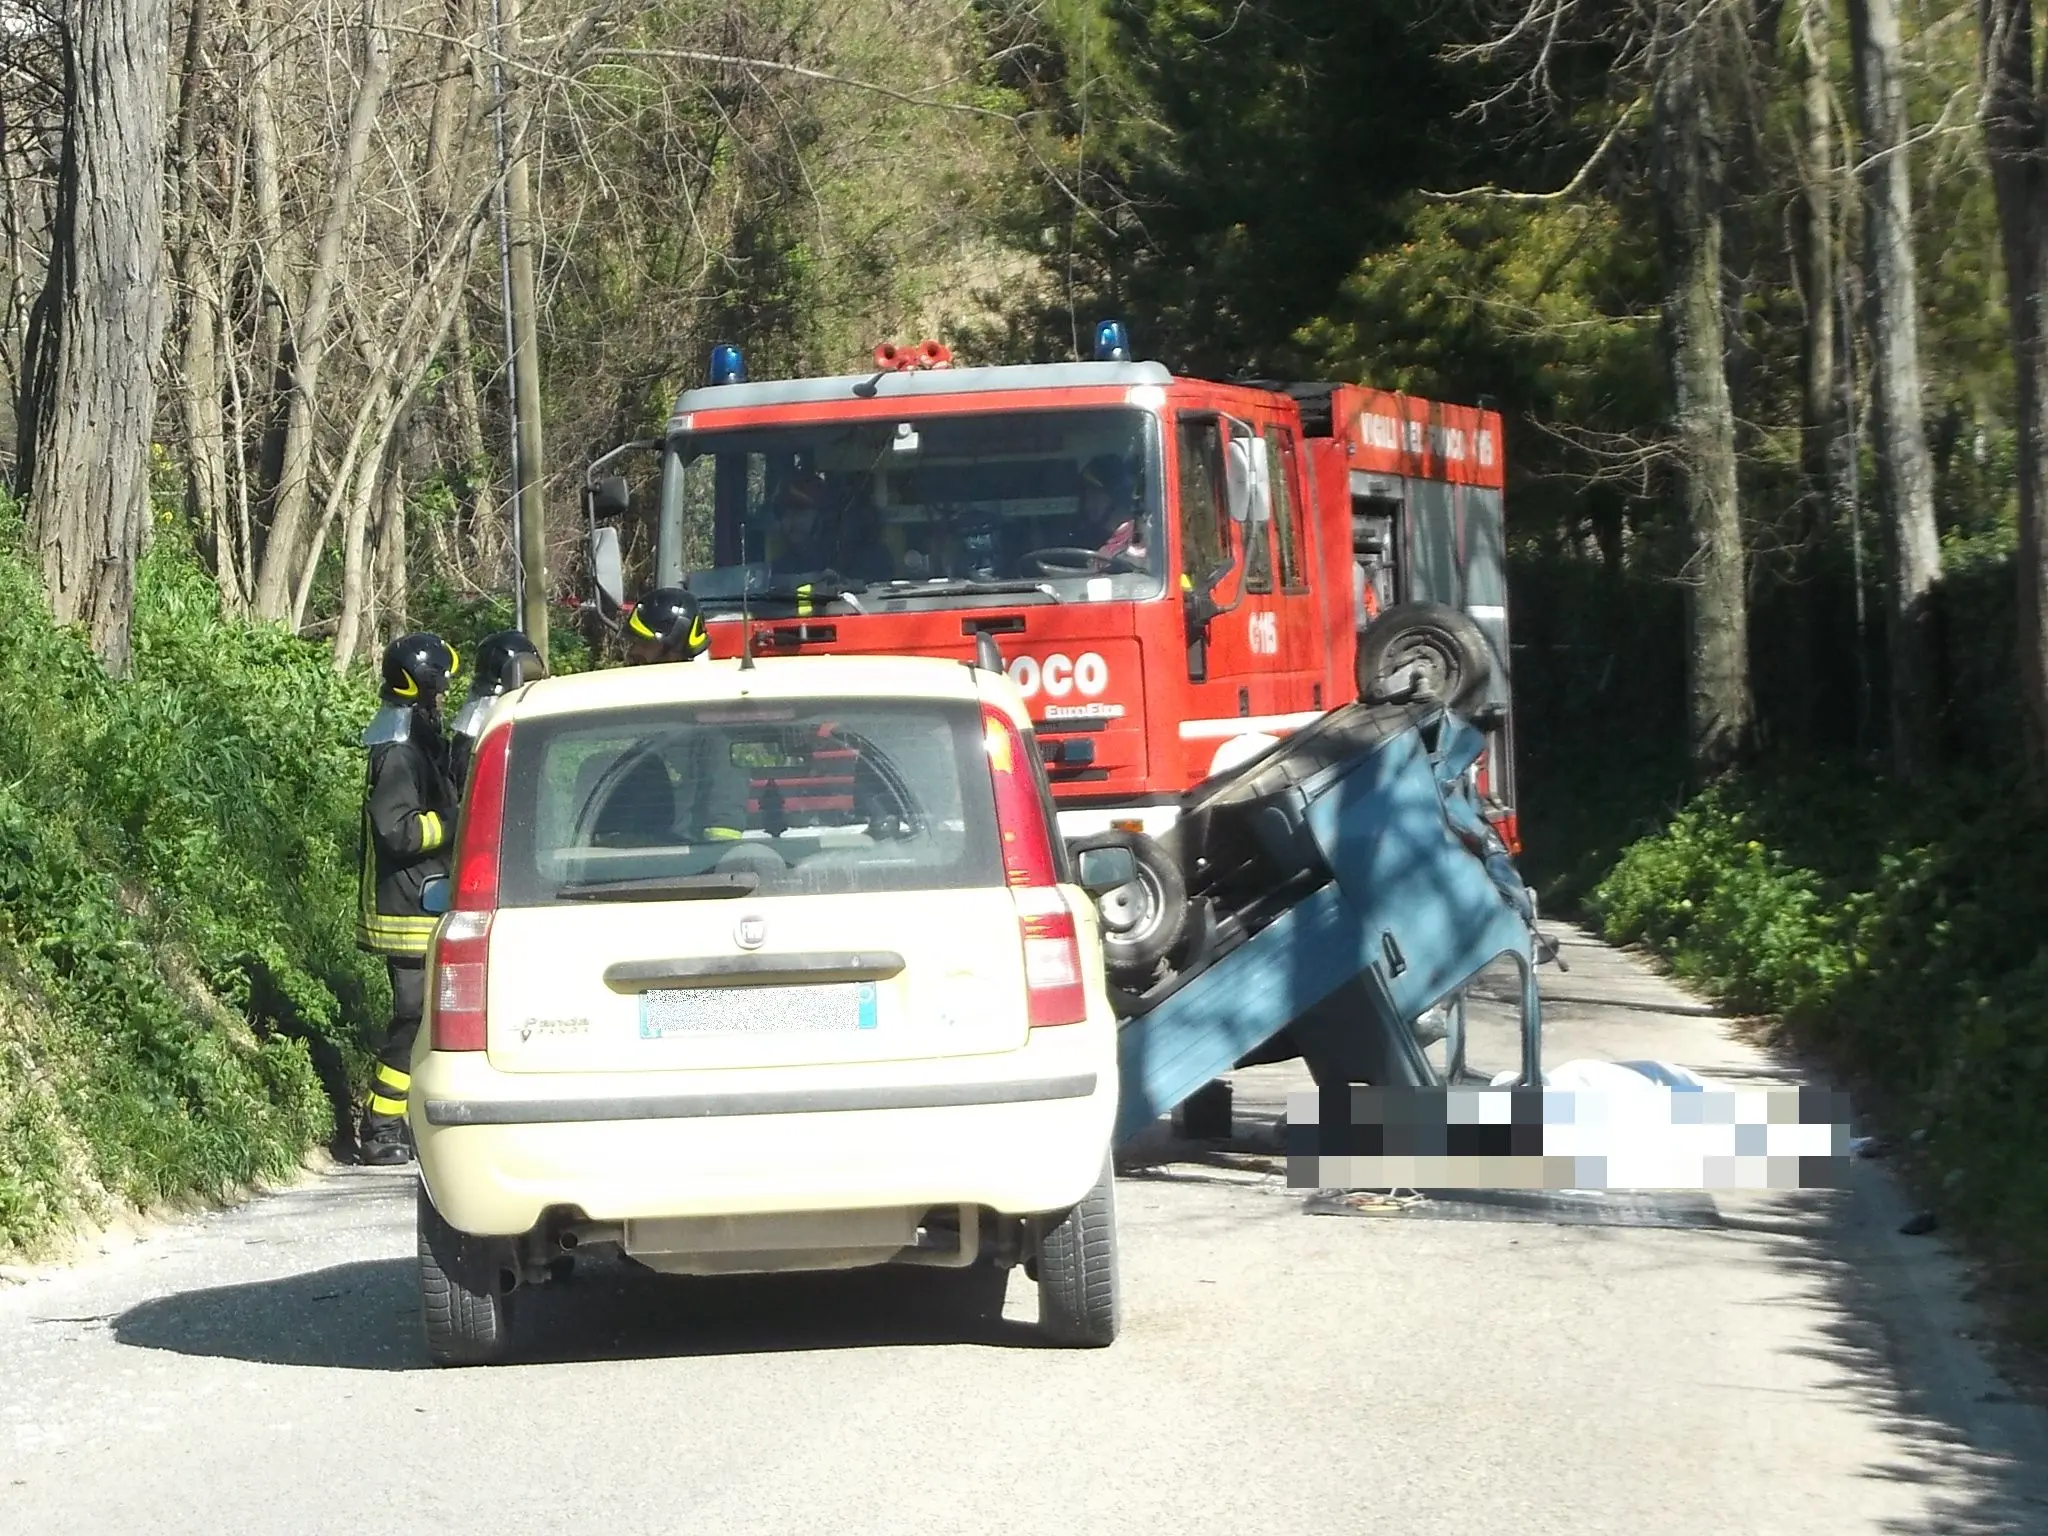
[638,982,879,1038]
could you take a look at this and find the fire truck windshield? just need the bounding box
[660,406,1167,611]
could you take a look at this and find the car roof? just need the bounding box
[499,653,1026,725]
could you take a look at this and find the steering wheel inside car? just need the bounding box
[1021,546,1145,577]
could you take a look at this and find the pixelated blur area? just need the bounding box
[1283,1085,1855,1192]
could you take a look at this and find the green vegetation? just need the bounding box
[0,504,385,1257]
[1579,769,2048,1340]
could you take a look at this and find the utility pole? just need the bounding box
[498,0,549,662]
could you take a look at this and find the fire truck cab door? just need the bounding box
[1173,410,1288,780]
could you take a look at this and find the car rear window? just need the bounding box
[496,695,1004,906]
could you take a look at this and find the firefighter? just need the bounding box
[355,632,462,1166]
[449,629,546,787]
[761,472,893,585]
[764,471,839,575]
[1078,454,1147,564]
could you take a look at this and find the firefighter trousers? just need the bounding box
[367,956,426,1123]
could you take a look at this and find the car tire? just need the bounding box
[417,1181,518,1367]
[1355,601,1494,712]
[1034,1155,1121,1348]
[1070,831,1187,983]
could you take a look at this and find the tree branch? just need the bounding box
[1421,93,1647,204]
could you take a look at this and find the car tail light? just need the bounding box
[452,721,512,911]
[431,911,494,1052]
[431,722,512,1051]
[982,705,1088,1027]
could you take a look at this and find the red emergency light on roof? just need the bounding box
[872,339,953,372]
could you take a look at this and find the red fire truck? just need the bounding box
[583,323,1518,921]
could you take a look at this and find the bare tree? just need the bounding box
[247,0,396,621]
[1980,0,2048,785]
[0,0,1042,661]
[17,0,172,675]
[1848,0,1944,780]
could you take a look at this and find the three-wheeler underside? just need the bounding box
[1104,700,1545,1148]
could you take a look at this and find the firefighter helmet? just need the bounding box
[380,632,458,704]
[452,630,545,741]
[625,586,709,662]
[469,629,545,698]
[776,469,828,513]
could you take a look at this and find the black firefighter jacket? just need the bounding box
[357,717,462,959]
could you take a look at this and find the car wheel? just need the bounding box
[1034,1155,1121,1348]
[1355,600,1494,712]
[417,1181,518,1366]
[1070,830,1187,983]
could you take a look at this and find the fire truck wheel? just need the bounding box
[1355,600,1494,711]
[1071,831,1188,982]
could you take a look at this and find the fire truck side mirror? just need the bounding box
[591,474,631,520]
[589,524,626,612]
[1220,418,1270,526]
[1223,437,1254,524]
[1184,582,1222,639]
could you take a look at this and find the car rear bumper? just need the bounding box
[408,1024,1118,1236]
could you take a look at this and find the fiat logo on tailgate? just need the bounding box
[735,914,767,950]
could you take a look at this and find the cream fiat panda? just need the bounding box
[407,652,1132,1364]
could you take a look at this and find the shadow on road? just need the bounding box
[111,1253,1038,1372]
[1732,1186,2048,1536]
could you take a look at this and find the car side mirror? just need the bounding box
[1075,844,1138,895]
[420,874,451,917]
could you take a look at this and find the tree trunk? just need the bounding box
[1849,0,1944,781]
[244,0,294,507]
[375,464,409,646]
[1979,0,2048,785]
[1790,0,1843,748]
[502,0,551,661]
[331,435,388,670]
[322,217,486,658]
[19,0,173,677]
[1652,4,1752,773]
[426,0,487,555]
[171,0,237,612]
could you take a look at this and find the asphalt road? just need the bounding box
[4,925,2048,1535]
